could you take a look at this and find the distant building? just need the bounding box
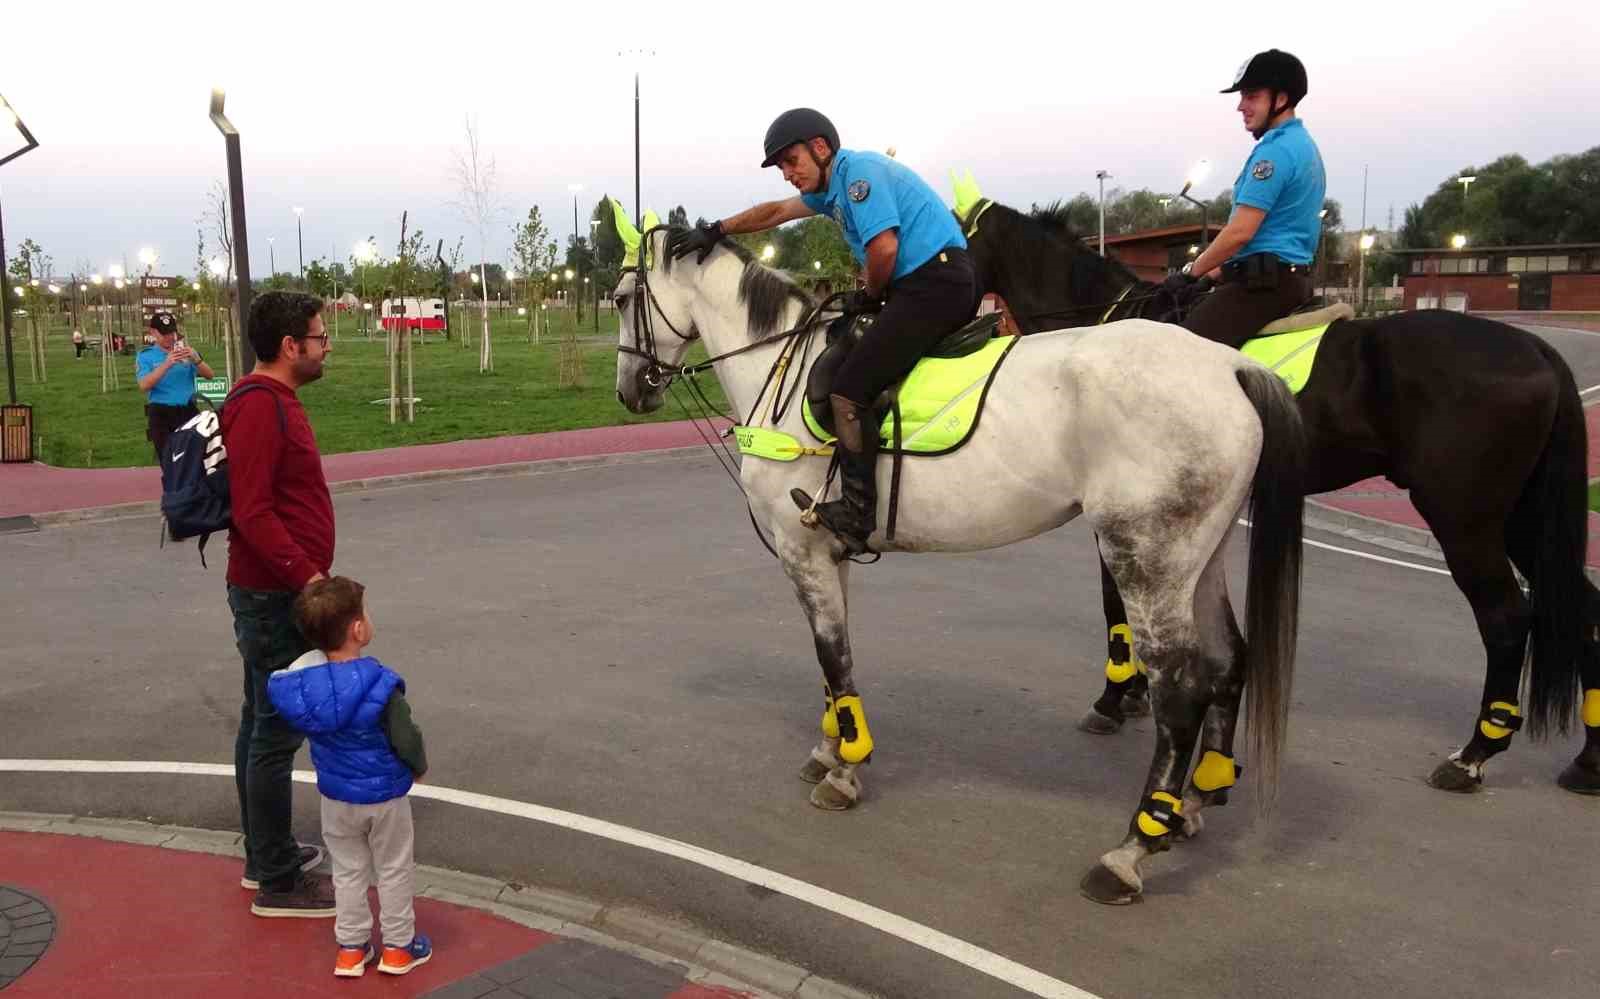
[1391,242,1600,311]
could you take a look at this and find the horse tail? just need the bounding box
[1236,365,1308,807]
[1520,341,1587,739]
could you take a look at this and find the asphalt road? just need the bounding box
[4,444,1599,999]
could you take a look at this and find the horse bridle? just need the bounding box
[615,225,701,392]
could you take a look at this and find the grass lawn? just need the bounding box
[1590,481,1600,514]
[1,308,728,468]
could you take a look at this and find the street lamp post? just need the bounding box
[0,93,39,408]
[1177,159,1212,250]
[569,183,584,323]
[209,89,256,371]
[1358,233,1376,314]
[1095,170,1111,257]
[267,236,276,277]
[293,207,304,284]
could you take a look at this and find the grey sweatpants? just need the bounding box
[320,795,415,948]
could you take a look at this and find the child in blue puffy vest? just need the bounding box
[268,576,432,978]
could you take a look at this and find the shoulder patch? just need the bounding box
[1251,160,1275,181]
[847,179,871,202]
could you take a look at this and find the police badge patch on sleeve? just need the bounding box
[847,179,871,202]
[1251,160,1275,181]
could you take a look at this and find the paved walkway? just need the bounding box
[0,818,822,999]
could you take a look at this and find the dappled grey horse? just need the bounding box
[611,220,1307,903]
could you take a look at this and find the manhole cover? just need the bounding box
[0,886,56,988]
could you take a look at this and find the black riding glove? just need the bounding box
[842,289,883,315]
[1159,269,1197,298]
[666,220,723,263]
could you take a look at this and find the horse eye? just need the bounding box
[615,294,630,309]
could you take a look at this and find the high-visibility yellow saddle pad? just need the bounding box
[1240,323,1330,395]
[803,334,1018,455]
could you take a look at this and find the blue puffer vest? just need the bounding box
[267,652,415,805]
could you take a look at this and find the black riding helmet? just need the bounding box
[761,108,840,168]
[1222,49,1307,136]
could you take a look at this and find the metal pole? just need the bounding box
[296,212,304,283]
[210,90,255,372]
[1095,170,1109,256]
[634,73,641,232]
[1,188,15,404]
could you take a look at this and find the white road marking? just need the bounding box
[1239,518,1452,576]
[0,758,1099,999]
[1580,384,1600,397]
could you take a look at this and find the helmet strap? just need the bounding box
[805,141,835,194]
[1250,91,1293,140]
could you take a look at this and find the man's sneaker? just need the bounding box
[377,935,433,975]
[334,942,376,978]
[241,844,325,889]
[250,873,337,918]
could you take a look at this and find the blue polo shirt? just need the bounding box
[1229,117,1325,265]
[800,149,966,283]
[136,346,197,405]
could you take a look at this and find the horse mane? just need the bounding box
[983,201,1143,306]
[661,225,815,338]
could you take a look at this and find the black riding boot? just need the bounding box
[812,394,879,554]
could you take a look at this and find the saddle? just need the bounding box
[1240,302,1355,395]
[805,311,1002,438]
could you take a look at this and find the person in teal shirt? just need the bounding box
[667,109,975,555]
[137,311,215,462]
[1164,49,1326,348]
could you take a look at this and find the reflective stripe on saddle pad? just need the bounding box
[1240,304,1354,395]
[801,334,1018,455]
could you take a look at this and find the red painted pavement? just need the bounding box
[1312,404,1600,567]
[0,830,556,998]
[0,418,729,520]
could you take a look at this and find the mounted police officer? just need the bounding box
[667,109,975,555]
[1164,49,1325,348]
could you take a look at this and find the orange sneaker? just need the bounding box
[333,942,375,978]
[377,934,432,975]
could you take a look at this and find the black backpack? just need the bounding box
[159,384,284,566]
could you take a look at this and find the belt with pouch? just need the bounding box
[1221,254,1311,287]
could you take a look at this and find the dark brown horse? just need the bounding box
[958,194,1600,796]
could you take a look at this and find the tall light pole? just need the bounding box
[569,183,584,322]
[1,92,40,407]
[1177,159,1212,249]
[1094,170,1111,256]
[209,89,255,372]
[1358,233,1375,313]
[293,206,304,283]
[267,236,276,277]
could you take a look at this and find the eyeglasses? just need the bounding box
[295,333,331,347]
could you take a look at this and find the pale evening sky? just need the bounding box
[2,0,1595,281]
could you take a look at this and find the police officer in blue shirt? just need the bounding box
[1164,50,1326,348]
[668,108,974,555]
[137,311,215,461]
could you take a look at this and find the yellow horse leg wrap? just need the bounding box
[821,688,839,739]
[1479,700,1523,741]
[1104,624,1138,684]
[1192,751,1239,792]
[1136,791,1183,840]
[833,694,875,764]
[1583,690,1600,729]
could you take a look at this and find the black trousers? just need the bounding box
[1182,272,1313,350]
[146,402,198,463]
[832,247,977,406]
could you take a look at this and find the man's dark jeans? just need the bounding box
[229,585,311,891]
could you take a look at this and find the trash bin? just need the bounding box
[1,403,33,463]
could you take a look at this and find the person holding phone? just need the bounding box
[137,311,215,462]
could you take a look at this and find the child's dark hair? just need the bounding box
[293,576,366,652]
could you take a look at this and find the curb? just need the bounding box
[0,811,876,999]
[24,444,719,529]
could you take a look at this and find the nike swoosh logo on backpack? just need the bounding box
[172,451,187,460]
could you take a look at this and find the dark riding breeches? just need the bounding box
[1182,273,1313,349]
[831,247,977,407]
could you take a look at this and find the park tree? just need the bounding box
[1398,146,1600,248]
[512,206,551,340]
[451,116,503,373]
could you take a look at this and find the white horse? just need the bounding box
[611,222,1306,904]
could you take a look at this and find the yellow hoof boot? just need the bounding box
[1104,624,1138,684]
[1135,791,1183,845]
[821,688,840,740]
[1192,751,1239,793]
[833,694,875,764]
[1582,690,1600,730]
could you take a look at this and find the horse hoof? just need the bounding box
[1119,692,1151,718]
[1079,864,1143,906]
[1426,758,1482,793]
[1556,759,1600,795]
[1078,708,1123,735]
[799,757,831,784]
[809,768,861,811]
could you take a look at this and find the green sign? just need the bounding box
[195,377,230,405]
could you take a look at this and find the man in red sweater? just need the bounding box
[224,291,338,917]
